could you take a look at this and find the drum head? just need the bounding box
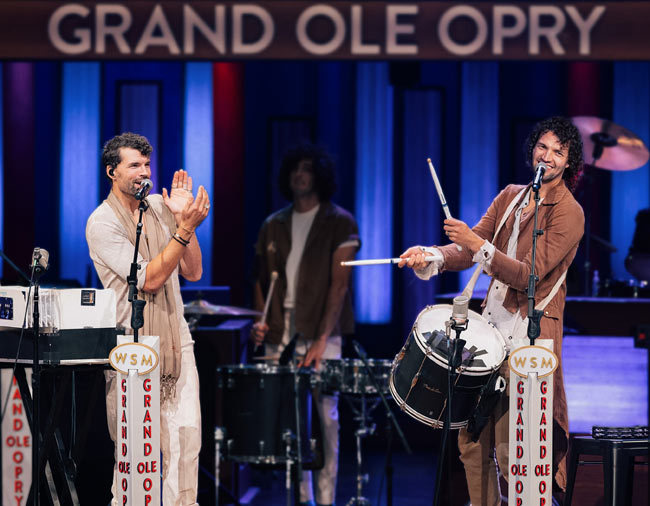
[413,304,506,373]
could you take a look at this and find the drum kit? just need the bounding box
[216,356,395,506]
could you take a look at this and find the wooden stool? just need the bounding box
[565,435,648,506]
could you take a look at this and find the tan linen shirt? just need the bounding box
[439,181,584,489]
[86,194,192,347]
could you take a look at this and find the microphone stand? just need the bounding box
[527,183,544,345]
[432,321,466,506]
[127,199,149,342]
[351,341,411,506]
[31,254,48,506]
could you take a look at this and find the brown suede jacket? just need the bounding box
[254,201,360,345]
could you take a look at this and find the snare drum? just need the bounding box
[217,364,322,467]
[320,358,392,395]
[389,305,506,429]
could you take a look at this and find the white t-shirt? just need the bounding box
[284,204,321,309]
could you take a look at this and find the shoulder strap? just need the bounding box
[535,269,567,311]
[461,187,528,297]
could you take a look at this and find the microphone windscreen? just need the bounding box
[39,249,50,270]
[452,295,469,322]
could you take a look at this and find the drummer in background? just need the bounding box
[251,143,360,506]
[399,116,584,506]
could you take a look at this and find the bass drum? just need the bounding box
[389,304,506,429]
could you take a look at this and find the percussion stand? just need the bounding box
[351,341,412,506]
[281,348,304,506]
[344,393,378,506]
[432,321,467,506]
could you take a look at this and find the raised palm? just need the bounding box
[163,170,194,216]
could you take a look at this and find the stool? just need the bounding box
[565,435,648,506]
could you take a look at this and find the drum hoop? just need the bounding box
[388,376,467,429]
[412,304,506,374]
[219,363,312,375]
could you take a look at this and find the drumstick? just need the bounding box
[261,271,278,325]
[427,158,462,252]
[255,271,278,352]
[342,256,439,266]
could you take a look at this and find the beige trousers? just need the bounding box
[457,362,510,506]
[106,343,201,506]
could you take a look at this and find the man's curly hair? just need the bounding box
[278,143,337,201]
[524,117,584,192]
[101,132,153,179]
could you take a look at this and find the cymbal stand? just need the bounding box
[344,394,380,506]
[582,128,616,295]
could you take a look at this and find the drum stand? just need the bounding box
[213,426,243,506]
[344,394,379,506]
[432,321,467,506]
[350,341,412,506]
[281,348,304,506]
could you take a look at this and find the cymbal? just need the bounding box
[572,116,649,171]
[183,299,262,316]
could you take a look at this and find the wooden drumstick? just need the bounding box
[427,158,462,252]
[255,271,278,352]
[261,271,278,325]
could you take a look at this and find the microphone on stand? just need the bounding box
[32,247,50,275]
[451,294,469,327]
[532,162,547,191]
[135,178,153,201]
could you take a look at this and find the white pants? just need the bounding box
[106,342,201,506]
[266,320,341,505]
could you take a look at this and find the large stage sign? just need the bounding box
[0,2,648,60]
[508,340,558,506]
[109,336,161,506]
[1,370,32,506]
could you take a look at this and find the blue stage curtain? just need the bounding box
[59,62,100,284]
[183,62,214,285]
[611,63,650,279]
[459,62,499,292]
[119,83,160,189]
[354,63,393,324]
[400,89,443,329]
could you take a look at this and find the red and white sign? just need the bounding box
[1,369,32,506]
[508,340,556,506]
[112,335,161,506]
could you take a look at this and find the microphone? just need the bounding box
[32,247,49,274]
[532,162,547,191]
[451,294,469,327]
[135,179,153,201]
